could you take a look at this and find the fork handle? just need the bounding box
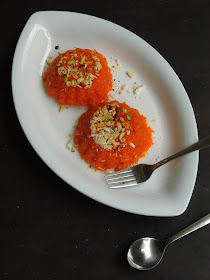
[152,135,210,170]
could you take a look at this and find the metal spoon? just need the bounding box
[127,213,210,270]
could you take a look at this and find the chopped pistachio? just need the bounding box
[126,114,132,121]
[63,75,68,83]
[67,60,75,65]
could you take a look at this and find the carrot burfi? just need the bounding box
[44,48,113,106]
[75,101,153,171]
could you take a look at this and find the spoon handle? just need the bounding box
[153,135,210,170]
[167,213,210,244]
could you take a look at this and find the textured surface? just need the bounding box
[1,1,210,279]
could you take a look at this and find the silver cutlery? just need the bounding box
[127,213,210,270]
[106,135,210,188]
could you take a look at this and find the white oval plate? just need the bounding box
[12,11,198,216]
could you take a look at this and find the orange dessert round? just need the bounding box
[75,101,153,171]
[44,48,112,106]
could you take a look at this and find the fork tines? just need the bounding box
[105,168,138,188]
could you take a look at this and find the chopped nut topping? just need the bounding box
[90,103,131,151]
[121,84,127,90]
[127,71,136,78]
[77,77,84,84]
[66,141,71,150]
[130,142,135,148]
[109,93,115,99]
[46,59,51,65]
[71,146,76,152]
[116,59,120,65]
[55,50,102,89]
[58,67,67,76]
[119,132,125,142]
[133,84,144,94]
[95,61,102,71]
[67,60,75,65]
[119,91,123,94]
[59,105,66,112]
[80,56,86,64]
[117,122,122,132]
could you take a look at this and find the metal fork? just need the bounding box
[105,135,210,188]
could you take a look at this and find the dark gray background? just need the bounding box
[1,0,210,279]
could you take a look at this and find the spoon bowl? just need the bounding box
[127,238,167,270]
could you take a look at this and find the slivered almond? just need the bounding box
[119,132,125,142]
[116,59,120,65]
[114,131,119,138]
[133,84,144,94]
[46,59,51,65]
[59,105,66,112]
[80,55,86,64]
[109,93,115,99]
[117,122,122,132]
[130,142,135,148]
[107,121,114,126]
[121,84,127,90]
[66,141,71,150]
[101,106,108,113]
[95,61,102,71]
[77,77,84,84]
[127,71,136,78]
